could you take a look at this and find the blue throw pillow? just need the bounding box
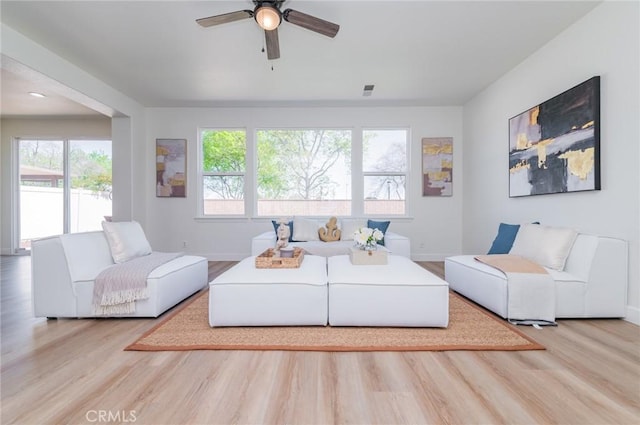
[271,220,295,242]
[367,219,390,246]
[487,223,520,254]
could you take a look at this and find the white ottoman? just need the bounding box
[328,255,449,327]
[209,255,328,327]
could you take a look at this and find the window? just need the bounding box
[256,129,352,216]
[197,127,409,218]
[363,129,408,215]
[200,129,246,215]
[16,138,112,251]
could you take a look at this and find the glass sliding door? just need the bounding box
[69,140,113,232]
[15,138,112,252]
[18,139,65,250]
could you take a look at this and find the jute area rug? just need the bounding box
[126,291,543,352]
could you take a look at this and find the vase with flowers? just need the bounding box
[353,227,384,252]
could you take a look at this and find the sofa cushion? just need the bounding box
[59,231,114,282]
[340,218,367,241]
[367,219,390,246]
[487,223,520,254]
[510,224,578,271]
[292,217,320,241]
[101,221,152,263]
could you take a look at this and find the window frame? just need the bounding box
[198,127,248,218]
[196,126,411,219]
[12,137,113,253]
[362,127,410,217]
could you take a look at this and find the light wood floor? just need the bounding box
[1,255,638,425]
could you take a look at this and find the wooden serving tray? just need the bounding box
[255,247,305,268]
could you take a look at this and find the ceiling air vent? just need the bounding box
[363,84,374,96]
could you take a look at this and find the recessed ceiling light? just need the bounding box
[29,92,46,98]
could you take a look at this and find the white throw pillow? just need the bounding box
[340,218,367,241]
[509,224,540,261]
[292,217,320,241]
[510,223,578,271]
[101,221,152,263]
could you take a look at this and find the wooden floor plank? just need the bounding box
[1,255,639,425]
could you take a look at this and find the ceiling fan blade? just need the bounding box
[196,10,253,28]
[282,9,339,38]
[265,29,280,60]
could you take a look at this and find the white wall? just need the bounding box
[145,106,463,260]
[462,2,640,322]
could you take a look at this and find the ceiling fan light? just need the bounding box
[255,5,281,31]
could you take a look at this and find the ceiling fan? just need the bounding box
[196,1,339,60]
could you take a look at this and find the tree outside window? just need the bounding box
[201,129,246,215]
[256,129,352,216]
[199,128,407,217]
[363,129,408,215]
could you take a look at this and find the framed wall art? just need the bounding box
[422,137,453,196]
[156,138,186,198]
[508,76,600,197]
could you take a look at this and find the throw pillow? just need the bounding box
[101,221,152,263]
[271,220,295,242]
[487,223,520,254]
[367,219,390,246]
[510,223,578,271]
[340,218,367,241]
[292,217,320,241]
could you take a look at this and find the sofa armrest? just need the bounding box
[31,236,77,318]
[583,236,628,317]
[251,231,276,256]
[384,231,410,258]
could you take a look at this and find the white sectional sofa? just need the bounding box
[251,230,410,257]
[32,229,208,318]
[445,226,628,319]
[251,217,411,258]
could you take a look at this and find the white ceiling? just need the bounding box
[1,68,101,116]
[0,0,600,116]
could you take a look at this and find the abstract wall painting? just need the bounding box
[156,139,187,197]
[422,137,453,196]
[508,76,600,197]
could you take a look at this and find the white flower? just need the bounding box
[353,227,383,247]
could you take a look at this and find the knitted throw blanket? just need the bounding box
[474,254,556,324]
[93,252,183,316]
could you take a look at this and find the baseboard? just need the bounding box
[624,305,640,326]
[1,249,29,256]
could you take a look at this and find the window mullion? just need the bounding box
[63,139,70,234]
[352,128,364,216]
